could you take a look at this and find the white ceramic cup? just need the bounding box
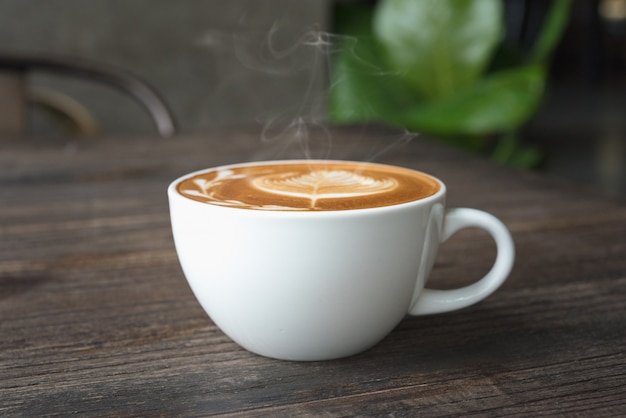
[168,160,515,361]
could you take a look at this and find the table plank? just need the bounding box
[1,127,625,416]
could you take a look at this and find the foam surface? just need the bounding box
[177,161,440,211]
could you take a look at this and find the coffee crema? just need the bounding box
[176,161,440,211]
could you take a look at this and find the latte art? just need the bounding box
[253,170,397,206]
[177,161,440,211]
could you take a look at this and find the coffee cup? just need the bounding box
[168,160,514,361]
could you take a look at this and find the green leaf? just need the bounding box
[396,65,546,136]
[329,43,389,124]
[528,0,571,64]
[329,2,550,152]
[329,4,422,125]
[373,0,503,100]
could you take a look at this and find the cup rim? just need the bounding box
[168,159,446,216]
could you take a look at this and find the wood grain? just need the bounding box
[1,127,624,417]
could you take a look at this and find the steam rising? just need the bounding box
[196,20,416,161]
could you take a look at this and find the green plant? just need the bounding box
[329,0,570,168]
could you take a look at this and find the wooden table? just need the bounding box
[1,127,625,416]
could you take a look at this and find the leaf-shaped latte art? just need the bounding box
[252,170,397,204]
[177,162,439,211]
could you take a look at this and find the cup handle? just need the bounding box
[409,208,515,315]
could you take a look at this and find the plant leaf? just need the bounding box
[397,65,546,136]
[329,2,549,151]
[373,0,503,100]
[329,4,422,125]
[528,0,571,64]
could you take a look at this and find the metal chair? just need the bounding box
[0,52,177,138]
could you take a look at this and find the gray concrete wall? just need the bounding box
[0,0,330,135]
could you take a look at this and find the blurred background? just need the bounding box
[0,0,624,196]
[524,0,626,196]
[0,0,329,134]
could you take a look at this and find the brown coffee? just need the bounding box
[176,161,440,211]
